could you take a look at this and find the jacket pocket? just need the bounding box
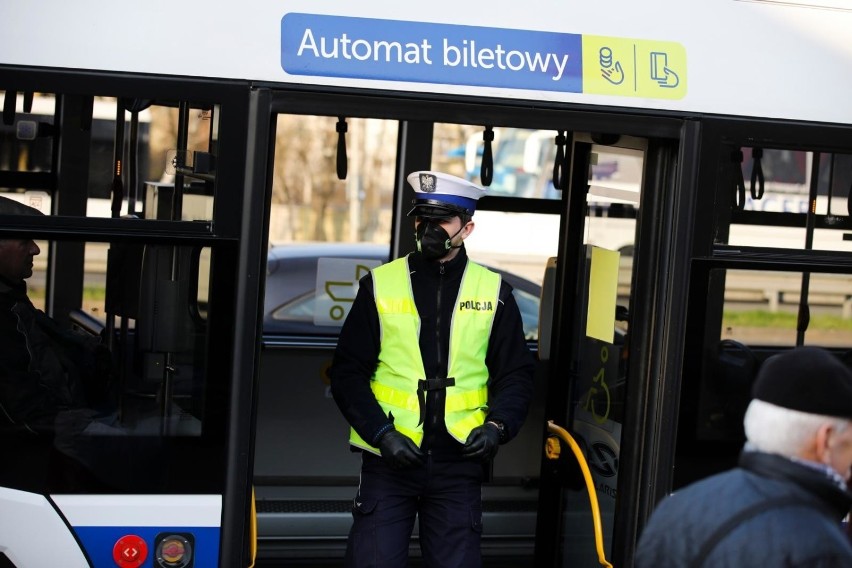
[470,504,483,533]
[352,497,378,516]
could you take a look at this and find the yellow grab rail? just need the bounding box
[247,485,258,568]
[546,420,614,568]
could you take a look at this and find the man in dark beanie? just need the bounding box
[636,346,852,567]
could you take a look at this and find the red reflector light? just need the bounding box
[113,534,148,568]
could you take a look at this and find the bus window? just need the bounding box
[263,115,397,337]
[3,224,210,325]
[269,115,396,246]
[432,122,478,179]
[0,93,217,222]
[823,153,852,218]
[719,268,852,347]
[585,144,642,257]
[726,149,852,253]
[458,127,560,200]
[0,93,55,175]
[456,127,639,202]
[688,264,852,453]
[463,210,557,286]
[2,235,218,492]
[434,123,559,337]
[451,127,641,255]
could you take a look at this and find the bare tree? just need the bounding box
[272,115,344,241]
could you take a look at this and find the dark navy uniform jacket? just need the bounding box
[0,276,111,435]
[330,246,535,459]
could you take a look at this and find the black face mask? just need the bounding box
[415,220,463,261]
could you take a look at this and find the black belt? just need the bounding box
[416,377,455,425]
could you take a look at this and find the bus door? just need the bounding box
[456,124,686,567]
[253,111,553,563]
[532,131,672,567]
[251,108,682,566]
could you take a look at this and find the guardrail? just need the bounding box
[724,269,852,318]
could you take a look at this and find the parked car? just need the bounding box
[263,242,542,340]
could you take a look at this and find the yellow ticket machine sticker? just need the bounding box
[582,35,686,99]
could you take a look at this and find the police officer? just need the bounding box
[330,171,535,567]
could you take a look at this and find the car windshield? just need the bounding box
[270,291,315,322]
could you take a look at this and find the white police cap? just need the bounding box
[406,171,487,218]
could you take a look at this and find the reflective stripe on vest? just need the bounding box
[348,255,501,454]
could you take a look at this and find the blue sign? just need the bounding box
[281,13,583,93]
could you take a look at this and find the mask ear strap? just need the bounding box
[448,223,468,249]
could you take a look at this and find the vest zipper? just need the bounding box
[429,261,446,437]
[436,261,445,373]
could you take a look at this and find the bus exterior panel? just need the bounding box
[0,487,90,567]
[0,1,851,124]
[1,490,221,567]
[55,494,221,568]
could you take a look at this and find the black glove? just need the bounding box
[462,423,501,461]
[378,429,425,469]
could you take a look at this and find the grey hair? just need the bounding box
[744,399,849,456]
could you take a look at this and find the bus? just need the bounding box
[2,1,852,566]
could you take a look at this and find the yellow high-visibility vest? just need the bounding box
[349,255,501,454]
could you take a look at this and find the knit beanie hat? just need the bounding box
[751,346,852,419]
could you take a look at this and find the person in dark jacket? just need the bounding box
[330,171,536,568]
[636,346,852,567]
[0,196,115,490]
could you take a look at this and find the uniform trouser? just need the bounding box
[344,451,484,568]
